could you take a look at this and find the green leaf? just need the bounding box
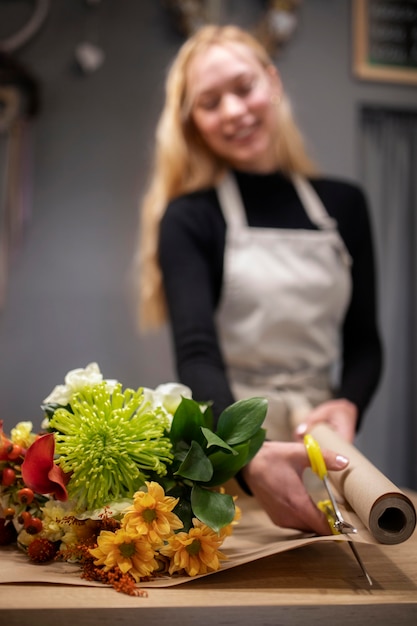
[174,440,213,482]
[205,428,266,487]
[200,403,214,431]
[173,497,193,532]
[216,397,268,445]
[169,397,207,446]
[201,427,237,455]
[205,442,250,487]
[191,485,235,531]
[245,428,267,464]
[157,476,177,493]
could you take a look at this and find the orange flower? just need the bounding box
[122,481,183,545]
[160,518,227,576]
[89,528,158,582]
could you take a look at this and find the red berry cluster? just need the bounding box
[1,446,24,487]
[0,422,45,546]
[27,537,59,563]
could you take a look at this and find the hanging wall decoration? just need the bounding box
[74,0,105,75]
[0,0,47,309]
[163,0,302,56]
[352,0,417,85]
[0,0,50,54]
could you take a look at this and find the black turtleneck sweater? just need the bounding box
[159,170,383,428]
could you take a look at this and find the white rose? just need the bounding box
[43,383,72,405]
[64,362,103,390]
[154,382,193,414]
[43,362,118,404]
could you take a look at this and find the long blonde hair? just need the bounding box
[137,24,317,331]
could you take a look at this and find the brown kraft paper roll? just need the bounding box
[310,423,416,544]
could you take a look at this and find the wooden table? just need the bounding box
[1,493,416,626]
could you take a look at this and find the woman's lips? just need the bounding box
[228,122,259,142]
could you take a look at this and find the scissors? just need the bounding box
[304,433,373,586]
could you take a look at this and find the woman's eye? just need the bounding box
[236,83,252,95]
[195,77,256,111]
[197,97,220,111]
[235,78,255,96]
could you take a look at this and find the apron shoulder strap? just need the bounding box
[217,172,351,265]
[292,175,352,266]
[216,172,247,228]
[291,174,337,231]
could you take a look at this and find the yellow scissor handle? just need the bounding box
[304,434,327,480]
[317,499,340,535]
[304,435,340,534]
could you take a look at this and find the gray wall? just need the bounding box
[0,1,416,484]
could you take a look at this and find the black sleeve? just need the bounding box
[329,184,383,427]
[159,192,235,418]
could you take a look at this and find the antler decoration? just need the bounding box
[163,0,302,56]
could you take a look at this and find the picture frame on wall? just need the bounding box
[352,0,417,85]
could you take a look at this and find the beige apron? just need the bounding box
[215,172,352,441]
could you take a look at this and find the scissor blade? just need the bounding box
[348,540,373,586]
[322,476,358,534]
[336,520,357,534]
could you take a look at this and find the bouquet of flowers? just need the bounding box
[0,363,267,595]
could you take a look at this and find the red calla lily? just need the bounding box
[21,433,69,501]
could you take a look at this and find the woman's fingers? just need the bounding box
[241,441,349,535]
[294,399,358,443]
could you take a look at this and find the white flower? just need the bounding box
[43,384,70,406]
[75,499,132,521]
[142,382,193,422]
[43,362,118,405]
[41,417,50,430]
[17,529,36,548]
[39,500,74,542]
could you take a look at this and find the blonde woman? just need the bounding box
[137,25,382,534]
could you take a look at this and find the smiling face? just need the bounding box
[186,43,281,173]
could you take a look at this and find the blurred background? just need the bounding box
[0,0,416,488]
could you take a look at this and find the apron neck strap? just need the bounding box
[217,171,338,232]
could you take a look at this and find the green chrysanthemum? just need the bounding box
[49,382,173,512]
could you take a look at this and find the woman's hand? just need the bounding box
[294,399,358,443]
[241,441,349,535]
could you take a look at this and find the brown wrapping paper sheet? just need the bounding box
[0,430,415,588]
[0,478,382,589]
[311,423,417,544]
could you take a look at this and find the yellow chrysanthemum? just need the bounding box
[89,528,158,582]
[160,518,227,577]
[122,481,183,545]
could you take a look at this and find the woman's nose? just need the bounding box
[220,93,246,119]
